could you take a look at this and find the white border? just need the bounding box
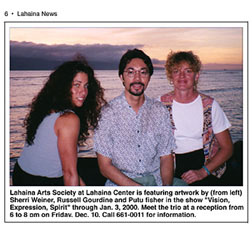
[5,21,248,224]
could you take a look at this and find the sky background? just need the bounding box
[10,27,243,70]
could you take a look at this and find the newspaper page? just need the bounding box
[1,1,251,241]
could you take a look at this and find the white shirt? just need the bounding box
[172,95,231,154]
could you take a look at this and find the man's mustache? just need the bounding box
[130,82,144,87]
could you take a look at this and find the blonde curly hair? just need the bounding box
[165,51,202,82]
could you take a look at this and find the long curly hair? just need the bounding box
[24,59,106,145]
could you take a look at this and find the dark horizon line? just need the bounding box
[10,67,243,71]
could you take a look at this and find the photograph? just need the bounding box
[9,24,244,188]
[1,1,251,240]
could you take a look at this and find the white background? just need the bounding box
[1,0,251,240]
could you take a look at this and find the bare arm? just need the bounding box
[97,153,141,186]
[160,154,174,186]
[204,129,233,173]
[182,129,233,184]
[55,113,81,186]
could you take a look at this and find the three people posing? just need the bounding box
[13,49,233,186]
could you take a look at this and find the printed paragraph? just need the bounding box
[6,187,247,222]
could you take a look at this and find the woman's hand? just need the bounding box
[182,129,233,185]
[181,168,208,184]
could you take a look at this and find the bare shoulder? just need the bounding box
[59,111,79,122]
[55,112,80,134]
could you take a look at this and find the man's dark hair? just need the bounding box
[118,48,153,76]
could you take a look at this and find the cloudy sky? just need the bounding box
[10,27,243,70]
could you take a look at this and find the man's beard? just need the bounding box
[129,82,145,96]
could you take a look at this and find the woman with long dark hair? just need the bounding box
[13,59,106,186]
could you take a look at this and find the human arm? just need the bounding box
[55,112,81,186]
[97,153,141,186]
[79,177,86,186]
[182,129,233,184]
[202,129,233,173]
[160,154,174,186]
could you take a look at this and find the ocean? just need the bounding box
[9,69,243,182]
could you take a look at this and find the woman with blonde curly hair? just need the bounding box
[160,51,233,186]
